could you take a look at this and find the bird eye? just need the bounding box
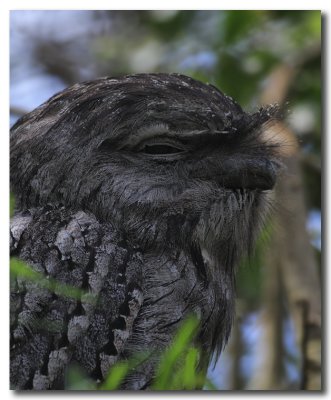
[141,144,185,155]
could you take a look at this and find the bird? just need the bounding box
[10,73,280,390]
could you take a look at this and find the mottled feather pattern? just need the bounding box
[10,73,280,389]
[11,206,144,388]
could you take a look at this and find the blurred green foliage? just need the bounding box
[100,361,131,390]
[152,316,204,390]
[65,366,97,390]
[10,258,96,304]
[10,193,15,217]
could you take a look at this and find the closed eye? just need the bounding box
[141,143,186,155]
[134,136,189,159]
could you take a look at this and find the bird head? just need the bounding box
[10,73,281,260]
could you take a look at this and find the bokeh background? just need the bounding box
[10,10,321,390]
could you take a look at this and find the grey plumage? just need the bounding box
[10,73,280,390]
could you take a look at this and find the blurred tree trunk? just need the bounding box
[247,242,284,390]
[257,58,321,390]
[273,133,321,390]
[227,303,245,390]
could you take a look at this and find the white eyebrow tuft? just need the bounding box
[137,123,170,137]
[122,123,171,148]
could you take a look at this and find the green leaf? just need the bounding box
[99,361,130,390]
[10,257,94,303]
[98,351,151,390]
[181,347,200,389]
[152,315,200,390]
